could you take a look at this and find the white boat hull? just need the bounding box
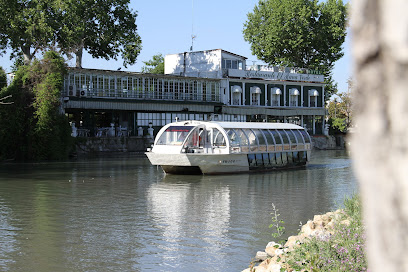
[146,152,249,174]
[145,151,308,175]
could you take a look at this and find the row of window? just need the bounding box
[222,59,243,70]
[137,113,246,127]
[212,128,311,153]
[231,86,320,107]
[64,73,221,102]
[248,151,307,168]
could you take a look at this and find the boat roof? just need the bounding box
[168,121,304,130]
[210,121,304,130]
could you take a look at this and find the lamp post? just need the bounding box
[334,98,337,118]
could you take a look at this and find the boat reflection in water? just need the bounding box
[146,121,312,174]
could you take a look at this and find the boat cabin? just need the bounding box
[147,121,311,174]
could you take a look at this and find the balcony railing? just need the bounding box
[64,88,221,103]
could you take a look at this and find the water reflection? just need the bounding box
[0,151,357,272]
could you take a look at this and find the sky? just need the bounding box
[0,0,351,95]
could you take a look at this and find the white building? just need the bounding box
[165,49,326,133]
[61,49,326,136]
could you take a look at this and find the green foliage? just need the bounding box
[243,0,348,100]
[0,65,35,160]
[284,195,367,271]
[269,203,286,242]
[0,0,55,63]
[141,54,165,74]
[331,117,346,133]
[0,0,141,67]
[11,54,26,72]
[0,66,6,90]
[0,51,73,161]
[327,91,353,133]
[54,0,142,68]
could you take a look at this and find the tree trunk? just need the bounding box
[351,0,408,271]
[21,46,33,65]
[75,46,83,68]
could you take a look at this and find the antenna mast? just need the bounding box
[190,0,196,51]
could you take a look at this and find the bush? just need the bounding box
[0,52,73,161]
[285,195,367,271]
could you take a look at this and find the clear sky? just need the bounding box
[0,0,351,95]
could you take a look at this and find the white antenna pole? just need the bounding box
[190,0,196,51]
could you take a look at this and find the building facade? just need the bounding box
[61,49,326,137]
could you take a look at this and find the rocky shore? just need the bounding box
[242,209,349,272]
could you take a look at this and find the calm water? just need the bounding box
[0,150,357,272]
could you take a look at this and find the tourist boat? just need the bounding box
[145,121,312,175]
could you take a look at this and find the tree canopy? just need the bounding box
[141,54,164,74]
[243,0,348,99]
[0,0,55,64]
[55,0,142,68]
[327,91,352,133]
[0,0,142,67]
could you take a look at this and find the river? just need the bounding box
[0,150,357,272]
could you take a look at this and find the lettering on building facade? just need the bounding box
[228,69,324,83]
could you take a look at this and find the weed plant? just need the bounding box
[284,194,367,271]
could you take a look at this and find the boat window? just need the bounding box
[275,152,282,165]
[285,130,297,144]
[244,129,258,151]
[285,130,298,150]
[213,128,226,147]
[156,126,194,145]
[277,130,289,144]
[226,129,240,147]
[269,130,283,145]
[184,128,200,149]
[292,130,305,144]
[282,152,288,164]
[261,130,275,150]
[262,153,270,166]
[293,151,299,163]
[237,129,249,151]
[299,130,311,143]
[253,129,267,151]
[252,129,265,145]
[277,130,290,150]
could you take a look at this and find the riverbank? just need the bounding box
[243,195,366,272]
[71,134,346,157]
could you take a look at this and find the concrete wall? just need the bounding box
[75,137,154,155]
[311,135,345,150]
[165,50,222,78]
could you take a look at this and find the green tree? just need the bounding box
[0,65,35,160]
[54,0,142,68]
[141,54,165,74]
[243,0,348,100]
[0,0,55,64]
[0,51,72,160]
[0,0,142,68]
[327,91,352,133]
[0,67,6,90]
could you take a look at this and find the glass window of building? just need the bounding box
[289,88,300,107]
[309,89,319,107]
[250,87,261,106]
[271,87,282,106]
[222,59,243,70]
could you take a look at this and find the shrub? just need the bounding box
[285,194,367,271]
